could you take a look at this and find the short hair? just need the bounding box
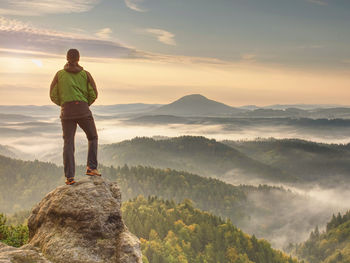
[66,49,80,63]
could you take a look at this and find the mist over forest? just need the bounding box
[1,95,350,261]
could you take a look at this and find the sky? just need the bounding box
[0,0,350,106]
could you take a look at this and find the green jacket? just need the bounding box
[50,68,97,106]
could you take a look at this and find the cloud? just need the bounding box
[0,0,100,16]
[95,28,112,40]
[241,53,257,62]
[124,0,147,12]
[306,0,328,6]
[0,16,30,31]
[145,28,176,46]
[0,16,142,59]
[0,16,227,65]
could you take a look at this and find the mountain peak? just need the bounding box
[149,94,241,117]
[177,94,208,101]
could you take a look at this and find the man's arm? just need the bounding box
[50,72,58,94]
[86,71,98,98]
[49,72,60,106]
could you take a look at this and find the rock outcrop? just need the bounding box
[0,176,142,263]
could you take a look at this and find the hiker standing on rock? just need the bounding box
[50,49,101,185]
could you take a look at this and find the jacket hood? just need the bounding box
[64,62,83,73]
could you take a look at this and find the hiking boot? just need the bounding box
[65,177,76,185]
[86,167,101,176]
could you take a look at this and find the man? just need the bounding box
[50,49,101,185]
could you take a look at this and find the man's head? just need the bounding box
[66,49,80,64]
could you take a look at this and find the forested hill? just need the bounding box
[0,154,291,225]
[0,196,300,263]
[90,136,290,182]
[0,154,302,262]
[0,145,17,159]
[112,165,333,248]
[6,135,350,186]
[293,210,350,263]
[0,156,62,213]
[222,138,350,186]
[0,154,332,248]
[122,196,300,263]
[113,164,247,222]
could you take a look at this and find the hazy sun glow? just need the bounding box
[31,59,43,67]
[0,0,350,106]
[1,54,350,106]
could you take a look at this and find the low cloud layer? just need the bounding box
[0,0,101,16]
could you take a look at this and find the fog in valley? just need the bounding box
[225,171,350,248]
[4,114,350,160]
[2,0,350,259]
[1,101,350,250]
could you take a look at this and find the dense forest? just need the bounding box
[0,155,63,213]
[67,135,350,186]
[222,138,350,186]
[5,135,350,186]
[0,154,334,247]
[0,154,248,215]
[0,154,289,222]
[113,164,247,222]
[123,196,300,263]
[72,136,288,183]
[112,164,325,247]
[0,153,350,263]
[0,197,300,263]
[292,210,350,263]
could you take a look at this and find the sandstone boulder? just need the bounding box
[0,176,142,263]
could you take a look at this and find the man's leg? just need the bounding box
[77,115,98,170]
[61,119,77,178]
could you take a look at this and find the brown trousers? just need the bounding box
[61,115,98,178]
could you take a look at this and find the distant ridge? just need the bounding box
[147,94,243,117]
[260,104,350,110]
